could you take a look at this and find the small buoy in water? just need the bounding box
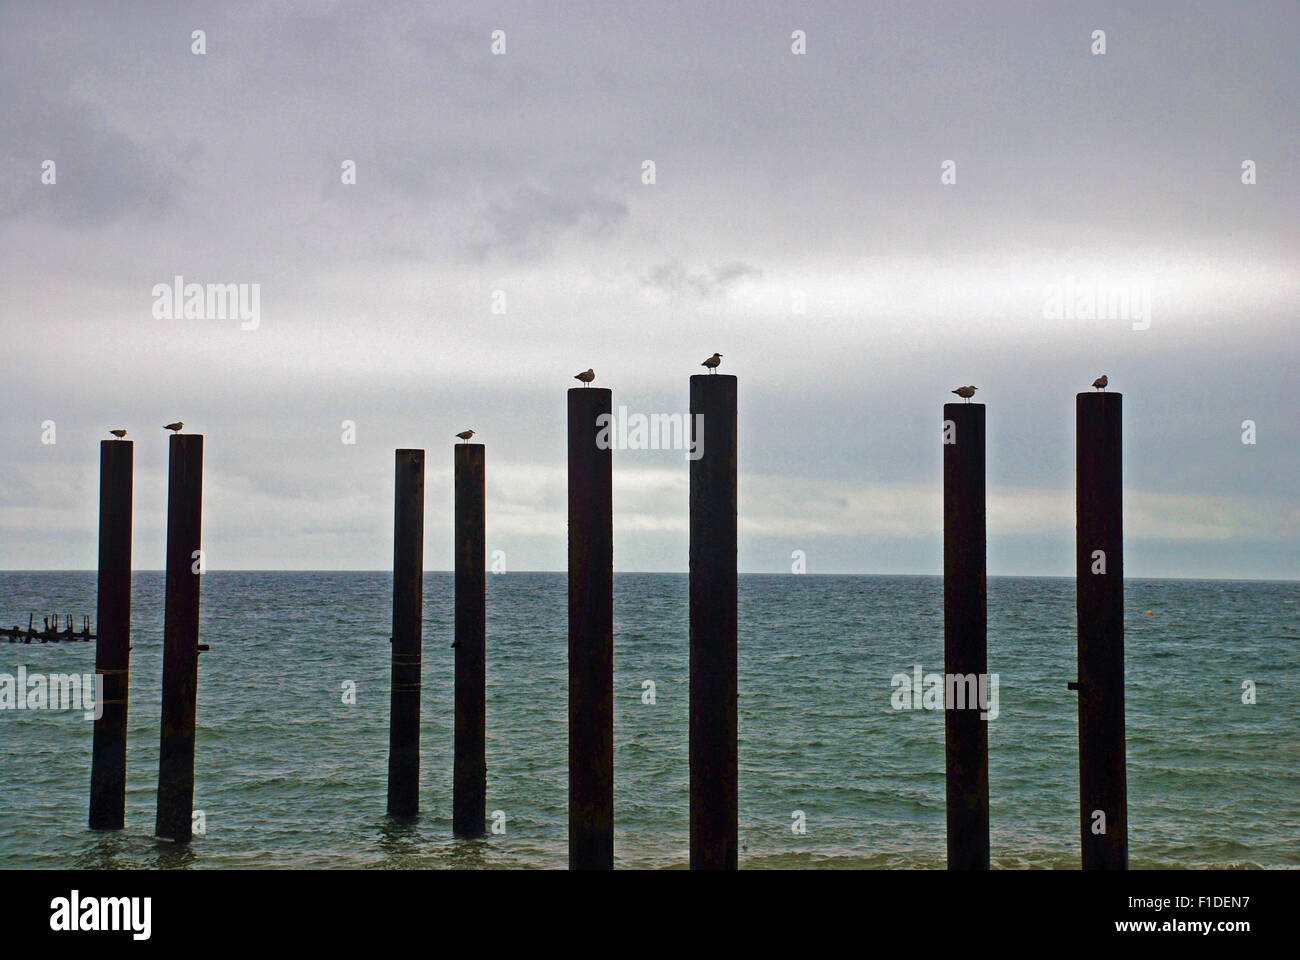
[1146,610,1154,615]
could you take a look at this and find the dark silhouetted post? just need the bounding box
[387,449,425,820]
[943,402,989,870]
[89,439,132,830]
[1075,391,1127,869]
[155,434,203,842]
[568,386,613,869]
[689,373,737,870]
[454,442,486,836]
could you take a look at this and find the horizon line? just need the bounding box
[0,569,1296,584]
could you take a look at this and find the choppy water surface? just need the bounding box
[1,572,1296,869]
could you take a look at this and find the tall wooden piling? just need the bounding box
[689,373,738,870]
[155,434,203,842]
[89,439,132,830]
[1075,391,1127,869]
[454,443,486,836]
[387,449,425,820]
[942,402,989,870]
[567,386,613,869]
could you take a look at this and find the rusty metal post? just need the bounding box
[943,402,989,870]
[89,439,132,830]
[1075,391,1127,869]
[155,434,203,842]
[689,373,738,870]
[453,442,486,836]
[567,387,614,869]
[387,449,425,820]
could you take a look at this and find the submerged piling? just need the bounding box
[942,402,989,870]
[89,439,132,830]
[1075,391,1127,869]
[453,442,486,836]
[567,386,614,869]
[689,373,738,870]
[387,449,425,820]
[155,434,203,842]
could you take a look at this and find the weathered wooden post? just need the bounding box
[568,386,614,869]
[89,438,132,830]
[1075,391,1127,869]
[387,449,425,820]
[155,434,203,842]
[942,401,989,870]
[689,373,738,870]
[454,442,486,836]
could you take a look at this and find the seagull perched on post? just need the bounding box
[574,368,595,387]
[455,429,475,443]
[109,429,127,439]
[163,421,184,433]
[1092,374,1109,391]
[951,385,977,403]
[701,352,723,373]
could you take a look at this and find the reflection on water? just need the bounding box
[72,831,200,870]
[149,840,200,871]
[441,836,491,869]
[375,817,422,869]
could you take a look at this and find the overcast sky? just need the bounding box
[2,0,1296,577]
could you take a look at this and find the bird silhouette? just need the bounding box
[1092,374,1108,391]
[574,368,595,387]
[456,429,475,442]
[109,429,127,439]
[163,422,184,433]
[701,352,723,373]
[951,386,977,402]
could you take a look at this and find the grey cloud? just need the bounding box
[467,182,629,261]
[0,36,176,224]
[643,260,762,299]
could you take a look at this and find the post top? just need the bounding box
[568,385,612,396]
[689,373,737,383]
[1076,391,1122,400]
[453,442,485,450]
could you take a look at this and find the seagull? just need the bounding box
[163,422,184,433]
[574,368,595,387]
[1092,374,1109,391]
[951,385,977,403]
[455,429,475,442]
[701,352,723,373]
[109,429,127,439]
